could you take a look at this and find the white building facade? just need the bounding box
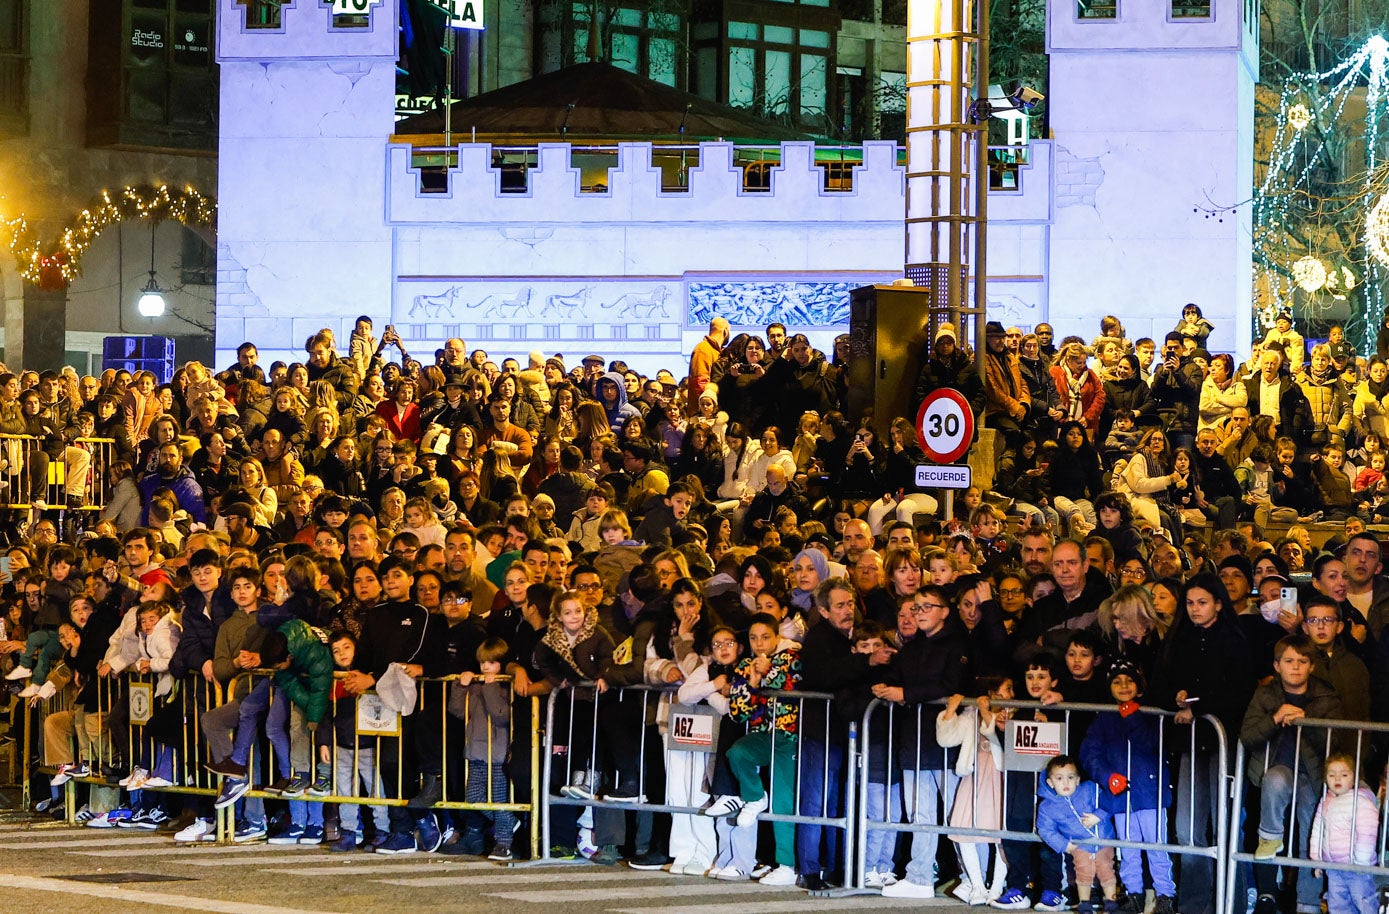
[214,0,1253,370]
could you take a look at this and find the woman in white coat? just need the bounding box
[1198,353,1247,432]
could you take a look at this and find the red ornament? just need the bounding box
[36,252,69,292]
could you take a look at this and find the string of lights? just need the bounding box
[0,185,216,289]
[1255,34,1389,352]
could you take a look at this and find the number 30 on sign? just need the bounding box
[915,388,975,464]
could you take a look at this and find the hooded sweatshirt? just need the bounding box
[598,371,640,435]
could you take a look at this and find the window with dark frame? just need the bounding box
[0,0,27,135]
[88,0,216,151]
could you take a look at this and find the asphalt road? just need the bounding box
[0,813,977,914]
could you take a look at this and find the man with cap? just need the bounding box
[580,353,607,400]
[912,322,971,416]
[983,320,1030,449]
[1261,310,1305,374]
[1150,331,1203,453]
[222,501,273,554]
[688,317,730,416]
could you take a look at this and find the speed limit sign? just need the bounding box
[915,388,975,464]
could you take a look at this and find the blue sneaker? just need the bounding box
[104,806,134,825]
[268,823,305,845]
[416,814,443,853]
[375,832,417,855]
[299,825,324,845]
[330,829,360,853]
[993,889,1033,910]
[215,776,249,810]
[1036,891,1070,912]
[233,820,267,843]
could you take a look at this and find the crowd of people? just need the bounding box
[3,308,1389,914]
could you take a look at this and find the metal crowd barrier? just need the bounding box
[1223,717,1389,914]
[537,682,854,884]
[27,666,542,854]
[232,670,542,857]
[856,698,1231,913]
[0,434,115,513]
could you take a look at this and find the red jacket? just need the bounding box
[1049,365,1106,433]
[375,400,422,441]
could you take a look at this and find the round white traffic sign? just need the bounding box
[915,388,975,464]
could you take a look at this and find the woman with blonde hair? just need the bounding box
[1050,342,1106,438]
[1096,583,1167,683]
[235,457,278,527]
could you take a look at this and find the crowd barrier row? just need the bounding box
[20,676,1389,914]
[0,434,118,514]
[23,667,541,854]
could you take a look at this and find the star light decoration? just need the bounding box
[0,185,216,289]
[1255,34,1389,343]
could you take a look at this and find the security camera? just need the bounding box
[1006,82,1045,112]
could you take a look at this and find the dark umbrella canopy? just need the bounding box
[393,61,818,142]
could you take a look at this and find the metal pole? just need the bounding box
[973,0,989,384]
[444,24,454,147]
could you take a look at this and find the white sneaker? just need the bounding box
[735,794,768,828]
[50,764,75,787]
[141,775,174,788]
[174,818,215,843]
[36,681,56,700]
[701,794,744,818]
[750,864,773,879]
[85,812,115,829]
[863,871,887,889]
[119,767,149,789]
[971,889,993,906]
[758,865,798,887]
[710,865,750,881]
[17,684,38,698]
[880,872,899,887]
[669,861,706,876]
[883,879,936,899]
[5,665,32,681]
[953,879,977,903]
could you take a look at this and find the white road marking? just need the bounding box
[483,882,781,903]
[77,843,325,858]
[0,873,345,914]
[0,836,169,850]
[372,869,680,886]
[196,858,494,871]
[610,897,955,914]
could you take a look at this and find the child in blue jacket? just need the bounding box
[1036,754,1118,914]
[1079,659,1175,914]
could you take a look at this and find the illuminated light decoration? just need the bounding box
[1293,256,1329,292]
[1254,35,1389,350]
[1370,193,1389,268]
[0,185,216,287]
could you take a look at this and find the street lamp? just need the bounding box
[136,224,165,318]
